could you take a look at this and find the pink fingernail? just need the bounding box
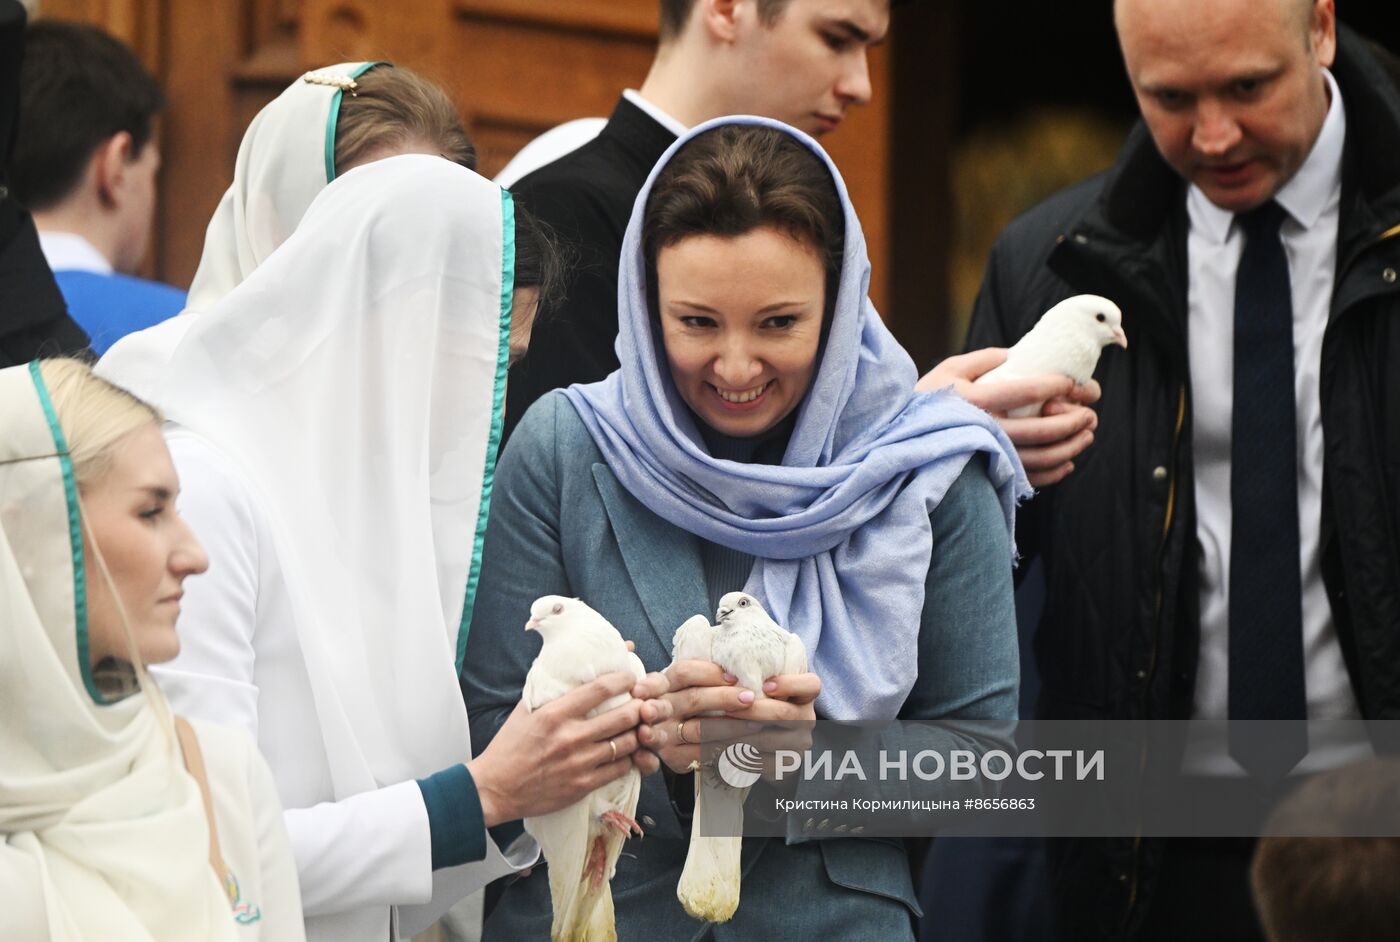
[764,681,778,692]
[723,673,737,684]
[738,690,755,704]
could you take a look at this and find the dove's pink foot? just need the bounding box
[600,810,643,837]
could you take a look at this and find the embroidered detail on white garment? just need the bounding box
[223,871,262,926]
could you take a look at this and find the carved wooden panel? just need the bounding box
[298,0,898,314]
[36,0,949,336]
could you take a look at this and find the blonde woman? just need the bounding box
[0,358,304,940]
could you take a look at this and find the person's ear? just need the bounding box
[1310,0,1336,69]
[93,132,135,210]
[700,0,742,44]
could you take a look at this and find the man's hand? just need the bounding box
[918,348,1101,487]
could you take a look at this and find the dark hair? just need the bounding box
[642,124,844,288]
[10,20,165,211]
[658,0,795,43]
[333,65,477,175]
[512,201,569,317]
[1251,760,1400,942]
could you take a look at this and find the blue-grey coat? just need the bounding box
[461,392,1020,941]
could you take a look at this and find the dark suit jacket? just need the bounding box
[0,0,88,368]
[503,95,676,443]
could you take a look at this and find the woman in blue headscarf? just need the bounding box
[462,117,1027,940]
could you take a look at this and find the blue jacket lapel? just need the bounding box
[591,463,709,656]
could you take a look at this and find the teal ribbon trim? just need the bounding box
[322,61,386,184]
[456,189,515,672]
[28,360,105,704]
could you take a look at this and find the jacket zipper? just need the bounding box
[1122,218,1397,923]
[1124,382,1188,922]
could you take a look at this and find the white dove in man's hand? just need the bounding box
[675,592,807,925]
[522,595,646,942]
[975,294,1127,417]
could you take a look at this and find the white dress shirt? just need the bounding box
[491,90,685,190]
[622,88,689,137]
[1183,69,1368,775]
[37,230,112,274]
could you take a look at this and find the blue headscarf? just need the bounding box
[565,116,1029,719]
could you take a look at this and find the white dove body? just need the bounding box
[975,293,1127,417]
[674,592,807,924]
[522,596,645,942]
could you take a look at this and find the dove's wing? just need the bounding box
[780,631,808,676]
[672,614,716,662]
[525,800,594,940]
[624,649,647,683]
[523,659,575,712]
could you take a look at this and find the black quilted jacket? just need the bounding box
[963,25,1400,939]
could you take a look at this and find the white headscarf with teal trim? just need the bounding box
[108,154,515,797]
[99,61,381,403]
[0,362,239,941]
[184,61,383,315]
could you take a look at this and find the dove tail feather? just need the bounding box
[677,773,746,923]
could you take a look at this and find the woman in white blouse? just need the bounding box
[1,357,304,940]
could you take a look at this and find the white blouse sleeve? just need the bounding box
[285,781,434,915]
[160,433,441,918]
[161,431,529,926]
[155,430,262,738]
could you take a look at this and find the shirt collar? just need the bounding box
[622,89,689,138]
[1187,67,1345,245]
[37,231,113,275]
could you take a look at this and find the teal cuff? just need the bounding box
[416,764,487,870]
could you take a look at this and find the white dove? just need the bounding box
[674,592,807,924]
[523,595,646,942]
[975,294,1127,417]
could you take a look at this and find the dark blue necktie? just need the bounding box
[1227,200,1307,780]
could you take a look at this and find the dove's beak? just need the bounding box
[716,608,732,622]
[525,617,541,632]
[1112,327,1128,349]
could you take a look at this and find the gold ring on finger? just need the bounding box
[676,719,691,745]
[608,738,618,762]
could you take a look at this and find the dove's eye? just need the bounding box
[551,603,564,615]
[1096,313,1107,323]
[739,598,749,607]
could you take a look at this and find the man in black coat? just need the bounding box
[503,0,895,440]
[0,0,88,368]
[952,0,1400,938]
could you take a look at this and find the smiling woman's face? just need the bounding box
[656,225,826,439]
[82,423,208,668]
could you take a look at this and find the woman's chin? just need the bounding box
[139,627,182,665]
[699,409,778,438]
